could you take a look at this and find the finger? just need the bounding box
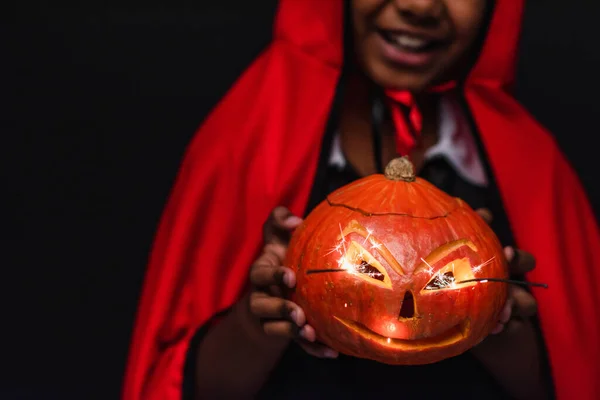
[510,286,538,318]
[498,296,514,324]
[250,265,296,289]
[297,324,317,342]
[263,320,300,339]
[503,318,527,336]
[249,294,306,326]
[490,323,505,335]
[297,340,339,359]
[272,206,303,230]
[475,208,493,225]
[504,247,536,275]
[263,206,303,245]
[489,296,513,336]
[258,245,286,268]
[263,243,287,263]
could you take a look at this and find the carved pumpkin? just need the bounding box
[286,157,508,365]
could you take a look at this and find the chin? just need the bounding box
[365,63,438,93]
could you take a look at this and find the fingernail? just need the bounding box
[290,309,298,324]
[285,216,303,226]
[499,302,512,323]
[491,324,504,335]
[504,246,515,262]
[299,327,309,340]
[299,326,316,342]
[324,349,339,358]
[283,272,293,287]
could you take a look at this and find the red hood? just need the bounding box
[274,0,523,89]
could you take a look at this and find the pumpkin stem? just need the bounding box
[384,157,416,182]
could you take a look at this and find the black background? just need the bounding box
[2,1,598,398]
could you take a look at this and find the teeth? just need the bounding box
[392,34,429,50]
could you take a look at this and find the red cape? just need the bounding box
[123,1,600,399]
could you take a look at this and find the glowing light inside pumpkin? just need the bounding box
[336,252,360,274]
[420,256,499,291]
[420,257,457,290]
[321,221,498,290]
[426,270,457,290]
[335,247,386,280]
[325,225,389,280]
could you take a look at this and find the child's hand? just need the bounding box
[470,209,539,354]
[475,208,538,337]
[488,246,538,335]
[246,207,339,358]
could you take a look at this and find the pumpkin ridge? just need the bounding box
[326,197,459,219]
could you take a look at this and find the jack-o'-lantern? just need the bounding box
[286,157,508,365]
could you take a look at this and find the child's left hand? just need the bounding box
[488,246,538,335]
[469,210,547,400]
[470,209,538,352]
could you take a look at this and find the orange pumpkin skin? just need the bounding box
[286,158,508,365]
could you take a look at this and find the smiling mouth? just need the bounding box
[377,29,445,53]
[335,317,470,349]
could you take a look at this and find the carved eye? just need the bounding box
[424,271,456,290]
[420,258,477,293]
[343,240,392,289]
[356,259,385,281]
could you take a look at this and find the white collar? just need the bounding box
[329,95,488,187]
[424,96,488,187]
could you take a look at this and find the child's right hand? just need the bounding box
[247,206,339,359]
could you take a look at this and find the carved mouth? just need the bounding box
[334,317,471,350]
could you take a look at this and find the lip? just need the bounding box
[374,28,447,69]
[335,317,470,350]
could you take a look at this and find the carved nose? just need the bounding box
[399,291,415,319]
